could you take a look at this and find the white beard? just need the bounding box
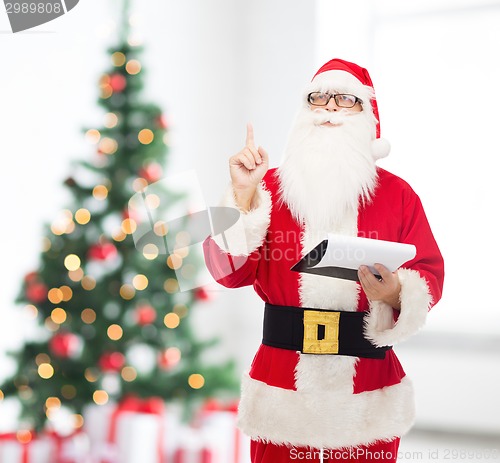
[277,107,378,233]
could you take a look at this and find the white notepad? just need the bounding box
[291,234,416,281]
[313,234,417,273]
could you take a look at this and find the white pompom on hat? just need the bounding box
[311,58,391,160]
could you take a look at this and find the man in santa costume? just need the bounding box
[203,58,444,462]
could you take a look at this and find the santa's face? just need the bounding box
[277,79,378,233]
[308,91,364,127]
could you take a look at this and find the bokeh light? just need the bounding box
[107,324,124,341]
[138,129,154,145]
[51,308,67,324]
[119,284,135,300]
[85,129,101,144]
[142,244,159,260]
[60,286,73,301]
[188,373,205,389]
[104,112,119,128]
[121,218,137,234]
[75,208,91,225]
[64,254,81,271]
[121,366,138,382]
[81,308,97,324]
[81,276,97,291]
[93,185,109,200]
[132,274,148,290]
[164,278,179,294]
[126,59,141,75]
[163,312,180,329]
[111,52,126,67]
[93,390,109,405]
[99,137,118,155]
[38,363,54,379]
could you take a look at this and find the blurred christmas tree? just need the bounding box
[0,2,238,433]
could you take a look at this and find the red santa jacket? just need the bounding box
[203,167,444,450]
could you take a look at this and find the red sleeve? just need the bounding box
[399,187,444,309]
[364,179,445,347]
[202,237,260,289]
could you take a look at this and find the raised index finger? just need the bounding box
[246,123,255,147]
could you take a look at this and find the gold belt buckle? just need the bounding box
[302,310,340,354]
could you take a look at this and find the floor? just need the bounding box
[399,428,499,463]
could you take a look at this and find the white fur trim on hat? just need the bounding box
[237,372,415,449]
[307,70,374,101]
[211,183,271,256]
[364,268,433,347]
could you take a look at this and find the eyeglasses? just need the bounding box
[307,92,363,108]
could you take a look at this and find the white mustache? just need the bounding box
[310,108,355,126]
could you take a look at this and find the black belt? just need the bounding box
[262,303,391,359]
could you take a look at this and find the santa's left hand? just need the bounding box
[358,263,401,310]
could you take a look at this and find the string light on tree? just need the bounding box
[99,137,119,155]
[107,324,124,341]
[132,274,148,290]
[119,284,135,300]
[163,312,180,329]
[188,374,205,390]
[50,308,67,325]
[81,308,97,324]
[38,363,54,380]
[93,390,109,406]
[75,208,91,225]
[111,52,126,67]
[104,112,119,128]
[121,366,137,382]
[121,218,137,235]
[51,209,75,235]
[163,278,179,294]
[64,254,81,272]
[81,276,96,291]
[1,6,239,432]
[138,128,154,145]
[24,304,39,319]
[125,59,141,75]
[142,244,159,260]
[84,368,100,383]
[85,129,101,144]
[48,288,64,304]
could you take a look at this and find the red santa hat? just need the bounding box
[310,58,390,160]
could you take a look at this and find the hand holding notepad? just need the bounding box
[291,234,416,282]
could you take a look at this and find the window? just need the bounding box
[317,0,500,335]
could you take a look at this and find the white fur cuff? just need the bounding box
[364,268,433,347]
[211,183,272,256]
